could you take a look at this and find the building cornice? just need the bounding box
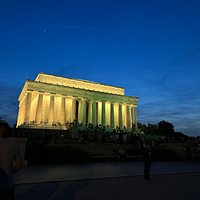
[20,80,138,105]
[35,73,125,95]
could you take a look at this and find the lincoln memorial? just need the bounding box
[16,73,139,131]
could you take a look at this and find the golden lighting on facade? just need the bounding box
[17,73,139,130]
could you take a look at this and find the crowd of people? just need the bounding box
[74,122,139,144]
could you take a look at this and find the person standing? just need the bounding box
[0,119,23,200]
[143,142,151,180]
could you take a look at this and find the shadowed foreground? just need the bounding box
[16,173,200,200]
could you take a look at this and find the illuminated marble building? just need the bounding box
[17,73,139,130]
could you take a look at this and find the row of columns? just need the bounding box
[17,92,138,129]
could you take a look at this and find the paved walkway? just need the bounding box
[15,161,200,184]
[14,162,200,200]
[15,173,200,200]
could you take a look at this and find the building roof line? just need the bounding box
[36,72,125,90]
[26,80,139,99]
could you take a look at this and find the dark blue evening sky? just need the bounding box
[0,0,200,136]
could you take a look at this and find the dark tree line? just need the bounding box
[138,120,188,142]
[138,120,174,135]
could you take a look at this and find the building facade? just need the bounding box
[17,73,139,130]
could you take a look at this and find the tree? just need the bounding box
[158,120,174,136]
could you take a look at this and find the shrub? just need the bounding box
[27,143,90,165]
[151,148,180,161]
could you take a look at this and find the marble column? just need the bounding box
[123,104,128,129]
[110,102,115,128]
[19,100,25,125]
[126,105,132,130]
[97,101,102,125]
[17,102,23,126]
[71,97,76,122]
[101,101,106,126]
[118,104,122,129]
[92,100,97,126]
[114,103,119,128]
[82,99,87,125]
[130,106,133,129]
[48,95,55,125]
[78,98,86,124]
[53,95,62,124]
[64,97,70,123]
[133,106,138,129]
[18,94,24,125]
[24,92,32,124]
[88,100,93,124]
[43,94,50,124]
[78,99,82,123]
[96,101,98,125]
[105,102,111,127]
[35,93,43,123]
[40,94,46,123]
[60,96,66,124]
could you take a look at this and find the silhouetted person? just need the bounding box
[0,120,23,200]
[143,143,151,180]
[117,146,126,160]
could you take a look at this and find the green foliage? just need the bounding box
[158,120,174,135]
[138,120,180,137]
